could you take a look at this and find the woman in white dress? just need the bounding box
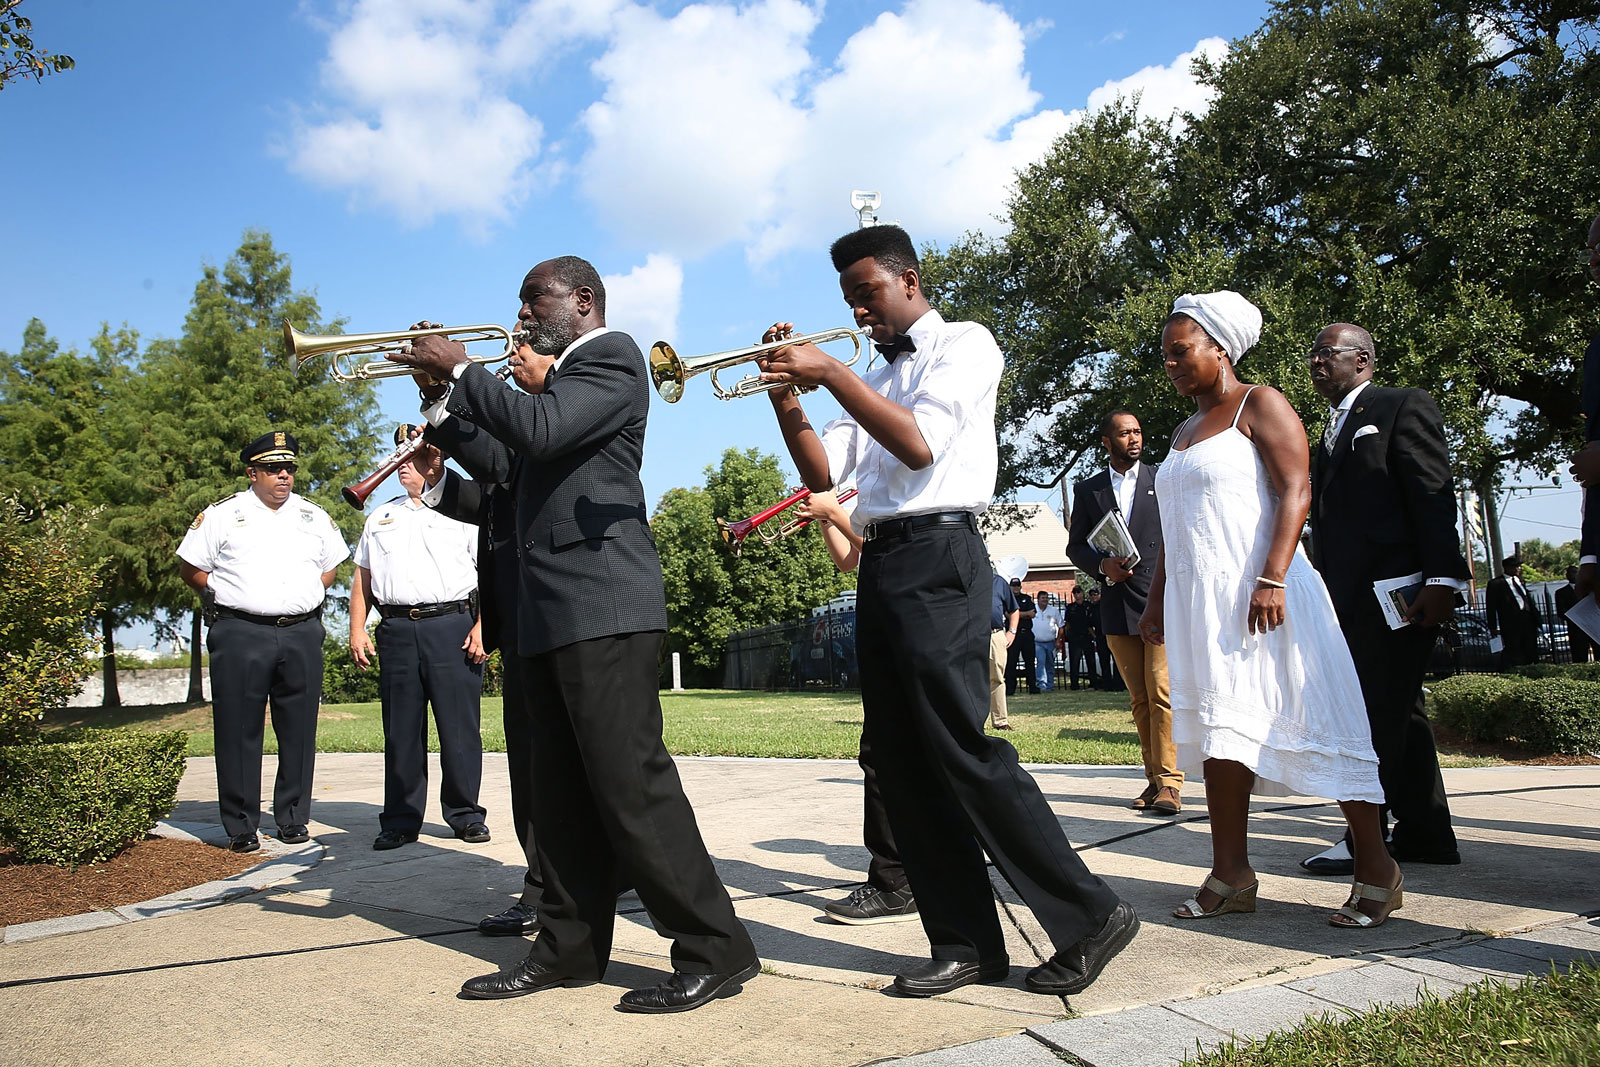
[1138,291,1404,929]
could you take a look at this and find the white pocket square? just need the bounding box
[1352,425,1380,443]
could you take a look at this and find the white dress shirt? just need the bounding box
[1109,461,1141,519]
[423,327,614,427]
[1030,604,1062,643]
[819,309,1002,533]
[353,495,478,607]
[177,490,349,615]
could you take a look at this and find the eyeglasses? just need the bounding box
[255,463,298,474]
[1304,345,1365,363]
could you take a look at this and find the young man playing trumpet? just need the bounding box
[758,224,1138,999]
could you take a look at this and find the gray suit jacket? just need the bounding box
[426,330,668,656]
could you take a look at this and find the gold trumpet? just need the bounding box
[649,326,866,402]
[285,321,527,383]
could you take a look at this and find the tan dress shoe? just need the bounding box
[1150,786,1181,815]
[1130,783,1160,810]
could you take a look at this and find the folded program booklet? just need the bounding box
[1087,509,1140,571]
[1372,571,1425,630]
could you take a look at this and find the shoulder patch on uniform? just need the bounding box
[190,511,205,530]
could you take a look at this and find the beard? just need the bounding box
[523,307,576,355]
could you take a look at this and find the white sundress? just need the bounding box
[1155,387,1384,803]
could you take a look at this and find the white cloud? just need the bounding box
[602,253,683,346]
[1085,36,1228,125]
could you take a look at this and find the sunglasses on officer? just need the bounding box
[251,462,298,475]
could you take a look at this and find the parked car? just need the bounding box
[1427,611,1497,678]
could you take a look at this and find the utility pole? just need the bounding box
[1479,476,1507,579]
[1460,490,1480,603]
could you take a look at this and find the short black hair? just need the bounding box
[1503,554,1521,569]
[545,255,606,317]
[830,224,919,277]
[1100,408,1137,438]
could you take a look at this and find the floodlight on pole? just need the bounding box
[851,190,881,228]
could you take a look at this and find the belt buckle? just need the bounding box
[864,522,879,541]
[275,616,291,627]
[408,607,423,620]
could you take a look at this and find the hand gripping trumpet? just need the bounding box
[649,326,867,402]
[718,486,859,556]
[285,321,531,384]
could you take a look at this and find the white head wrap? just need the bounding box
[1170,290,1262,364]
[993,554,1029,584]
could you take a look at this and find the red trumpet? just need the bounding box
[717,486,859,556]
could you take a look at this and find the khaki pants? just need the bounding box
[988,630,1009,727]
[1105,635,1182,790]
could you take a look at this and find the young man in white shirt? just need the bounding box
[350,432,489,852]
[759,225,1137,999]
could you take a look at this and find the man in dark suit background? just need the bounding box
[1302,322,1468,875]
[1066,411,1180,814]
[1555,566,1593,663]
[1486,554,1542,669]
[398,256,757,1013]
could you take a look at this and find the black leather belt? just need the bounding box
[378,599,472,621]
[215,605,322,627]
[862,511,977,541]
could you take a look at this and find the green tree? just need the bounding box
[0,497,102,745]
[0,1,73,90]
[0,320,143,705]
[1516,536,1580,581]
[134,231,382,699]
[653,448,856,686]
[922,0,1600,503]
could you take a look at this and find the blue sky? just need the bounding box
[3,0,1579,565]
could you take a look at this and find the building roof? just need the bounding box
[982,502,1074,572]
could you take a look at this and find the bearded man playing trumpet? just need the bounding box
[387,256,758,1014]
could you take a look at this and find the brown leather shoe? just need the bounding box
[1130,783,1160,810]
[1150,786,1181,815]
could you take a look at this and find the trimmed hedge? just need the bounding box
[1429,673,1600,755]
[0,728,187,866]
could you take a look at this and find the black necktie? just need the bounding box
[874,335,916,363]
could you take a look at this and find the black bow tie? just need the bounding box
[874,335,917,363]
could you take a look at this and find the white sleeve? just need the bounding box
[318,510,351,570]
[352,513,376,569]
[906,325,1003,460]
[818,415,859,488]
[176,508,220,571]
[422,396,453,427]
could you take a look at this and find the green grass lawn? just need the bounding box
[42,686,1507,766]
[1186,964,1600,1067]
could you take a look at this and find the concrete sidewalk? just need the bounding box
[2,754,1596,1067]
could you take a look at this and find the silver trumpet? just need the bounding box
[648,326,867,402]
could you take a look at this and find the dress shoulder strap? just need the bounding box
[1228,385,1260,430]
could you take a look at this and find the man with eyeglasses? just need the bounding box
[1299,326,1469,876]
[177,431,348,853]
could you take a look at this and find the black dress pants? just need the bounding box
[501,653,543,903]
[1004,635,1036,695]
[521,631,754,980]
[858,735,906,893]
[857,523,1119,962]
[375,610,486,835]
[1341,616,1457,856]
[1067,640,1099,689]
[207,615,323,838]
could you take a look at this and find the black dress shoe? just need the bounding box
[1025,901,1140,996]
[892,957,1010,997]
[617,959,761,1014]
[460,956,591,1000]
[456,822,491,844]
[478,902,539,936]
[1300,840,1355,876]
[277,825,310,845]
[373,828,419,851]
[228,832,260,854]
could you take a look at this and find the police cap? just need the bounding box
[242,430,299,466]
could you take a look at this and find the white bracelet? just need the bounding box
[1255,576,1286,589]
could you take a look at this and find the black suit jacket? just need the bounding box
[1309,384,1469,629]
[428,469,517,655]
[425,330,668,656]
[1065,464,1162,635]
[1485,575,1541,637]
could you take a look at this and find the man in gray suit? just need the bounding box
[396,256,757,1014]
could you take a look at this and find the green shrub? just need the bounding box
[0,497,103,745]
[1427,674,1521,742]
[0,728,187,866]
[1513,660,1600,684]
[1504,679,1600,756]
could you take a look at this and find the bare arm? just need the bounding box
[1138,547,1167,645]
[350,565,375,669]
[1006,608,1020,647]
[179,560,208,595]
[797,491,861,572]
[1239,386,1310,634]
[767,387,834,491]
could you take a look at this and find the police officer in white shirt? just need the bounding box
[351,429,489,851]
[758,225,1137,1001]
[177,431,349,853]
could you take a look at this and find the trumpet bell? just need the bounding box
[649,341,687,404]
